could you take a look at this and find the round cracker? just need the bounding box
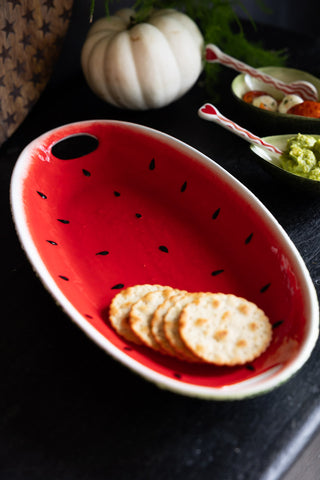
[109,284,164,344]
[179,293,272,365]
[129,287,180,351]
[151,293,187,358]
[163,292,203,362]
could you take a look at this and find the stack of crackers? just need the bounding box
[109,285,272,366]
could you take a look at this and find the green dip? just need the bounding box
[280,133,320,180]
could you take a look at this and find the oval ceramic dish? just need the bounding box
[250,133,320,194]
[232,67,320,132]
[10,120,319,400]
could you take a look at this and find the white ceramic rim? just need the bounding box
[10,120,320,400]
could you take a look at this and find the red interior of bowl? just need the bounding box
[20,121,306,388]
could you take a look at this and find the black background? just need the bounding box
[1,2,320,479]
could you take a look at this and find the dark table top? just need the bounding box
[1,19,320,480]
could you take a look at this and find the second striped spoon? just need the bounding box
[198,103,282,155]
[205,44,318,102]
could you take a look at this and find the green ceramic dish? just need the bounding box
[250,133,320,194]
[232,67,320,133]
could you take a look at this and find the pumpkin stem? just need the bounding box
[128,15,137,28]
[125,8,154,28]
[130,4,154,25]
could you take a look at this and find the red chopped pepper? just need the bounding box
[242,90,269,104]
[288,101,320,118]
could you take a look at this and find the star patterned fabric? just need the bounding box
[0,0,74,147]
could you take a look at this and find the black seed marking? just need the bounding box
[212,208,220,219]
[124,346,133,351]
[59,275,69,281]
[211,269,224,276]
[37,191,47,199]
[149,158,155,170]
[82,169,91,177]
[260,283,271,293]
[57,219,70,224]
[272,320,284,329]
[245,233,253,244]
[111,283,124,289]
[114,191,121,197]
[180,181,187,192]
[46,240,57,245]
[135,213,142,218]
[159,245,169,253]
[246,364,255,371]
[96,251,109,256]
[85,314,93,319]
[173,372,182,379]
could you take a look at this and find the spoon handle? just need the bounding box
[205,44,318,102]
[198,103,283,155]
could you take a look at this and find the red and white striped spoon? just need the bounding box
[206,44,318,102]
[198,103,283,155]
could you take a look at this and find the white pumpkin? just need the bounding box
[81,8,204,110]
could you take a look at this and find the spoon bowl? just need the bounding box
[250,134,320,194]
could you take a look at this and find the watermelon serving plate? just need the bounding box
[10,120,319,400]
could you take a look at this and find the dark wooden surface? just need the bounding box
[1,10,320,480]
